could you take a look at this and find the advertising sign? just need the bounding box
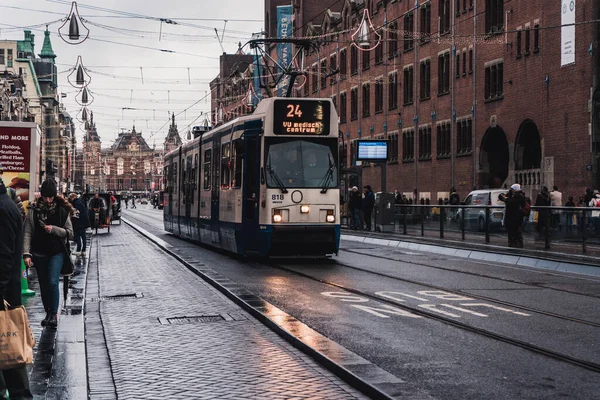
[561,0,576,66]
[0,123,40,211]
[276,5,293,97]
[356,140,389,162]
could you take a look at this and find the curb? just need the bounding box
[340,230,600,277]
[122,217,401,400]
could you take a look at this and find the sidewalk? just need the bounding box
[340,227,600,277]
[78,224,371,399]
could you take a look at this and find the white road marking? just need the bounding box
[418,304,461,317]
[351,304,422,318]
[321,292,369,302]
[441,304,488,317]
[459,303,530,316]
[376,291,428,301]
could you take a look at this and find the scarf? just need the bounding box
[31,198,58,229]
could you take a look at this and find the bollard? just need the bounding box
[21,259,35,297]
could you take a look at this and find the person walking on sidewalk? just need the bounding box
[68,193,90,255]
[348,186,362,230]
[0,178,33,399]
[23,179,74,328]
[363,185,375,231]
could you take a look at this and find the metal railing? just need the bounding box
[343,204,600,255]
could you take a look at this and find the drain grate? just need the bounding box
[88,293,143,302]
[158,315,225,325]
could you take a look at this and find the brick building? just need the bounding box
[261,0,599,202]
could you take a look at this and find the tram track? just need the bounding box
[341,247,600,300]
[121,210,600,375]
[260,260,600,374]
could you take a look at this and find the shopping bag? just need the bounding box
[0,303,35,370]
[529,211,539,224]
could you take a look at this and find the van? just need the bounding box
[455,189,508,231]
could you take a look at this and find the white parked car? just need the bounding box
[455,189,508,231]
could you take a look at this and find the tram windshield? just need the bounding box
[265,138,338,189]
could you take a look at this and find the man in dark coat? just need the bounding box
[69,193,90,255]
[499,184,526,248]
[363,185,375,231]
[535,186,552,249]
[348,186,362,230]
[0,178,33,398]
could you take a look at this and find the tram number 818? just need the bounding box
[272,194,285,201]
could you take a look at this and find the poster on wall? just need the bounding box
[561,0,576,66]
[0,123,40,212]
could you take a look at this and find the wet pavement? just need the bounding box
[81,224,368,399]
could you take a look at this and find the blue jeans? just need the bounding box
[33,253,63,314]
[74,228,86,252]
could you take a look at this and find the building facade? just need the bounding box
[1,29,75,192]
[254,0,598,202]
[79,112,172,195]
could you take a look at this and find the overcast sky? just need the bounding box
[0,0,263,148]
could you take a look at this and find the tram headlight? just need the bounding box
[326,209,335,223]
[273,209,282,223]
[300,205,310,213]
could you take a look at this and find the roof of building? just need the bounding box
[39,27,56,60]
[112,125,152,152]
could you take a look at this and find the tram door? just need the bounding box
[185,155,193,237]
[242,131,260,251]
[210,140,221,244]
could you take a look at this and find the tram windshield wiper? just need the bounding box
[319,155,335,194]
[266,163,288,193]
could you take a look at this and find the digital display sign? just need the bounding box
[356,140,388,161]
[273,100,331,135]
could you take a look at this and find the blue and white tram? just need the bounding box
[163,97,340,257]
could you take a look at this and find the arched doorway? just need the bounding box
[514,120,542,170]
[479,126,509,188]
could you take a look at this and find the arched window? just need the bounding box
[144,160,151,174]
[117,158,124,175]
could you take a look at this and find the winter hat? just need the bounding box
[351,186,358,191]
[40,179,58,198]
[510,183,521,191]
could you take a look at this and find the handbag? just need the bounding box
[61,232,75,277]
[0,302,35,369]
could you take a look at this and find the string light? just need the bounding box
[57,1,90,45]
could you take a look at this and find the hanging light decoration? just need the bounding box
[67,56,91,88]
[351,9,381,51]
[76,107,88,124]
[58,2,90,45]
[75,87,94,106]
[245,82,260,108]
[217,103,224,124]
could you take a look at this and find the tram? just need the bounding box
[163,97,340,257]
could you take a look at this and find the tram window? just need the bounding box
[221,143,231,189]
[173,162,177,192]
[203,149,211,190]
[232,139,243,189]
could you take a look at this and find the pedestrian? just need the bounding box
[124,195,129,209]
[363,185,375,231]
[23,179,74,328]
[549,185,563,230]
[348,186,362,230]
[565,195,575,233]
[0,163,25,218]
[130,196,136,209]
[588,190,600,235]
[0,177,34,399]
[394,189,401,205]
[534,186,552,248]
[68,193,90,256]
[498,184,526,248]
[449,187,460,222]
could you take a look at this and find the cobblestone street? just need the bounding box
[85,224,368,400]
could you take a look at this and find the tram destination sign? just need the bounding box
[273,99,331,135]
[356,140,389,162]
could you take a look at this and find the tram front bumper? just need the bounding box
[270,225,340,256]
